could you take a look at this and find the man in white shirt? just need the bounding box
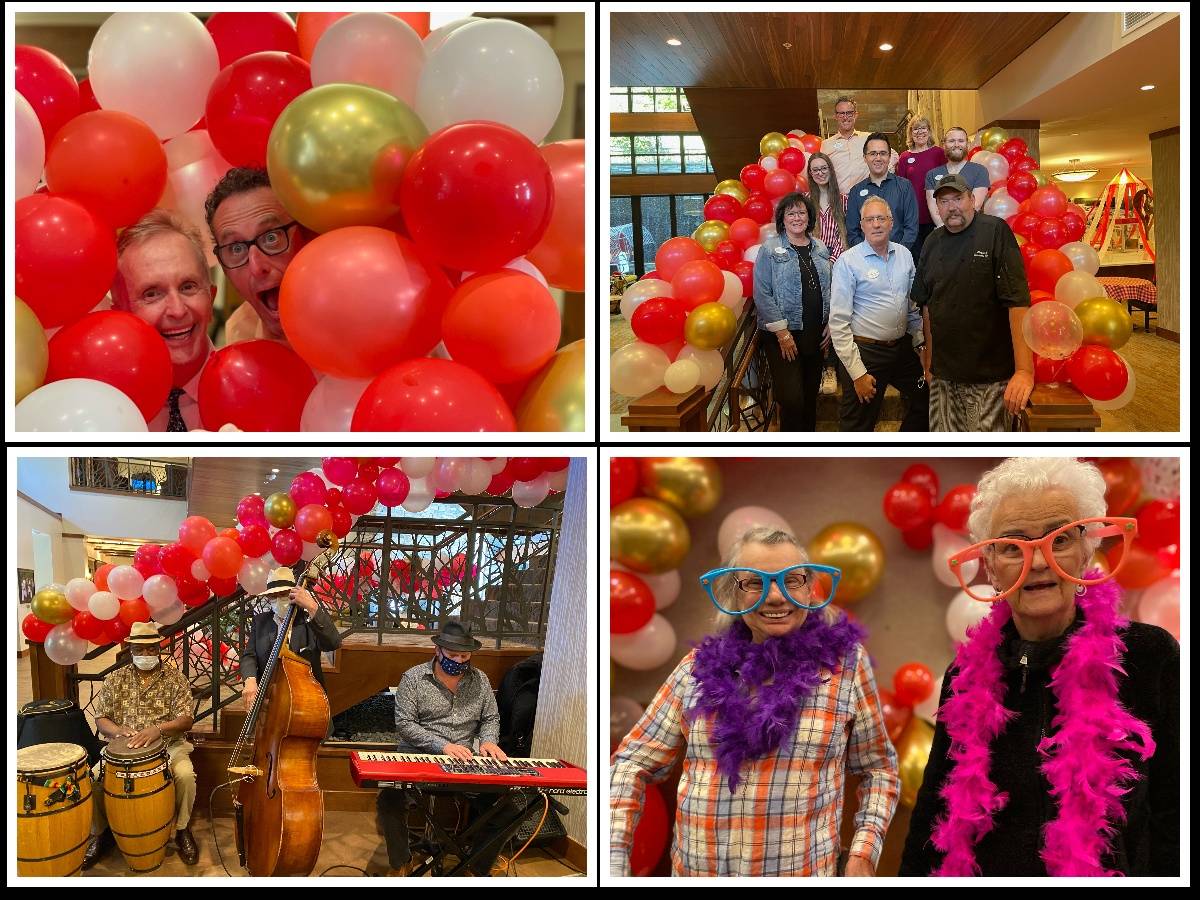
[821,96,899,198]
[110,210,215,432]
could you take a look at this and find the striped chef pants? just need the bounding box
[928,378,1013,432]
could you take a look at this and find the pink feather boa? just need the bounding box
[931,572,1156,876]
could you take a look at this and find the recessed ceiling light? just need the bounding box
[271,468,280,473]
[666,38,681,46]
[1140,84,1155,91]
[879,43,893,51]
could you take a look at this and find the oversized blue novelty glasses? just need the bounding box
[699,564,841,615]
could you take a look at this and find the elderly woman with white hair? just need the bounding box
[900,457,1179,876]
[610,527,899,877]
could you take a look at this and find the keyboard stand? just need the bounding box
[408,788,547,877]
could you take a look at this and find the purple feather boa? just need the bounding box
[931,572,1156,876]
[688,612,865,792]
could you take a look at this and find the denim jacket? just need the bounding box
[752,233,833,333]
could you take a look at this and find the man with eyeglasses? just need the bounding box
[205,168,311,345]
[820,96,898,198]
[845,133,919,251]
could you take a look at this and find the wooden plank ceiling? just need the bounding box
[610,12,1068,89]
[188,458,322,527]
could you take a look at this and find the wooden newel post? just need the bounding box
[621,386,709,432]
[28,641,76,703]
[1020,382,1101,431]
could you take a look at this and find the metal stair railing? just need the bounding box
[706,304,777,432]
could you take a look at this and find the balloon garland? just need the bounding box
[22,456,571,667]
[15,12,584,432]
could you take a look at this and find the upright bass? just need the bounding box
[230,539,335,876]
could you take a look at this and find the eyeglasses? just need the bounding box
[834,110,856,117]
[700,564,842,614]
[783,210,807,220]
[862,215,891,225]
[213,221,299,269]
[809,166,829,175]
[947,517,1138,602]
[865,150,890,158]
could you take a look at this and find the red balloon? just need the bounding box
[709,240,741,270]
[202,536,244,579]
[160,543,197,580]
[205,51,312,168]
[742,195,774,225]
[987,178,1007,197]
[966,146,984,160]
[777,147,805,174]
[93,563,116,592]
[739,163,767,194]
[76,78,100,115]
[271,528,303,566]
[654,237,707,281]
[1097,459,1142,516]
[341,476,378,515]
[208,576,239,597]
[375,468,411,507]
[72,610,105,642]
[611,459,639,507]
[901,521,935,552]
[329,505,352,538]
[351,359,515,432]
[16,194,118,330]
[179,516,217,555]
[997,137,1028,163]
[237,524,272,559]
[630,297,687,345]
[900,464,940,504]
[442,271,561,385]
[44,111,168,230]
[611,570,655,634]
[893,662,935,707]
[1067,345,1128,402]
[629,783,669,876]
[727,217,761,250]
[322,457,357,485]
[671,260,725,310]
[204,12,300,69]
[118,597,152,627]
[544,458,570,472]
[1012,155,1039,173]
[763,168,796,200]
[1136,500,1180,550]
[324,487,343,507]
[237,494,267,527]
[1034,353,1070,384]
[44,311,173,421]
[15,45,80,144]
[176,575,211,608]
[1061,211,1086,242]
[133,544,164,578]
[1156,543,1180,571]
[507,458,545,482]
[294,504,334,542]
[703,194,743,224]
[103,617,132,644]
[792,173,809,195]
[218,527,241,544]
[731,261,755,299]
[1029,289,1056,305]
[878,688,913,742]
[22,613,56,643]
[640,270,663,280]
[289,472,327,508]
[799,134,822,155]
[1019,241,1044,270]
[1006,171,1038,204]
[936,485,975,532]
[487,470,516,496]
[1109,538,1169,590]
[1032,217,1068,250]
[525,139,584,292]
[1027,187,1067,220]
[198,340,317,431]
[883,482,934,531]
[1028,249,1074,294]
[400,121,552,272]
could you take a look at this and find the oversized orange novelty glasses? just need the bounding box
[948,517,1138,602]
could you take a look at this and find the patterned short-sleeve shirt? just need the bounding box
[93,659,194,736]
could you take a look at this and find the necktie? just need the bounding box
[167,387,187,432]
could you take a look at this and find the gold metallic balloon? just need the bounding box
[684,302,737,350]
[639,458,723,518]
[31,586,73,625]
[713,179,749,205]
[691,219,730,252]
[807,522,885,603]
[759,131,789,157]
[264,492,297,528]
[1013,233,1027,248]
[895,717,935,807]
[267,83,429,234]
[1074,297,1133,350]
[980,126,1008,151]
[16,297,48,404]
[1032,170,1048,188]
[516,339,585,432]
[611,498,691,574]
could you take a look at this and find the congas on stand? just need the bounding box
[101,735,176,873]
[17,742,93,876]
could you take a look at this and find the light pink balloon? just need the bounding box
[432,457,468,493]
[312,12,426,105]
[65,577,98,611]
[512,474,551,508]
[301,375,371,432]
[459,458,492,494]
[154,600,186,627]
[44,623,89,666]
[1136,573,1179,640]
[400,457,437,479]
[15,92,45,199]
[932,523,977,587]
[610,695,645,751]
[946,585,996,643]
[717,506,793,560]
[106,565,145,601]
[88,590,121,621]
[611,613,677,670]
[614,563,681,611]
[143,573,180,610]
[159,130,234,267]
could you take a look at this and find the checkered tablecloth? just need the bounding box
[1097,276,1157,306]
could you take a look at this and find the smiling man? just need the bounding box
[111,210,216,432]
[205,168,311,345]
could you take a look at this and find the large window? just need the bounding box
[610,194,712,277]
[610,86,691,114]
[610,134,712,176]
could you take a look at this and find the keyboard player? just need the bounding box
[378,621,514,877]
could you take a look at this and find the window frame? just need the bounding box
[611,193,715,276]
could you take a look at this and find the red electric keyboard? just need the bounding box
[349,752,587,795]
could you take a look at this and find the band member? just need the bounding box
[377,621,515,876]
[84,622,199,869]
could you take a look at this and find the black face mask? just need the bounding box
[437,649,470,677]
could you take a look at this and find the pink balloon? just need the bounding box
[610,614,678,670]
[289,471,328,508]
[717,506,793,560]
[143,574,180,610]
[106,565,145,601]
[322,457,359,486]
[1136,573,1179,640]
[375,467,411,507]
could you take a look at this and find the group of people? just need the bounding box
[754,96,1032,432]
[610,457,1178,877]
[82,567,515,877]
[107,169,311,431]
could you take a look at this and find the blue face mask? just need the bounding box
[437,650,470,677]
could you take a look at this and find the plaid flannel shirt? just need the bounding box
[611,642,899,876]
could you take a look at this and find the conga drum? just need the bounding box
[101,735,176,873]
[17,742,93,876]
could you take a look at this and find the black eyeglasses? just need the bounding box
[213,221,299,269]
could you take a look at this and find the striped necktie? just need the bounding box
[167,387,187,432]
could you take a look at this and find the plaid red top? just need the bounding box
[817,195,849,263]
[610,642,899,876]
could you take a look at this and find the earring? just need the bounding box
[1075,583,1086,595]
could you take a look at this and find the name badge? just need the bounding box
[859,188,869,197]
[773,246,789,258]
[908,157,916,164]
[934,173,943,181]
[867,269,880,280]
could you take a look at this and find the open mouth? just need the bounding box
[256,286,281,315]
[160,324,195,344]
[758,607,794,621]
[1023,579,1059,595]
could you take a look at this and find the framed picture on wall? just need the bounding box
[18,568,35,606]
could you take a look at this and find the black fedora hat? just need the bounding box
[431,621,482,652]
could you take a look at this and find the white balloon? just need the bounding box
[400,457,437,478]
[718,270,744,310]
[912,675,943,723]
[615,563,683,611]
[758,223,776,245]
[301,375,371,432]
[311,12,426,106]
[236,558,270,597]
[143,574,180,610]
[44,623,89,666]
[487,457,508,475]
[402,479,434,512]
[611,614,678,670]
[676,345,724,391]
[946,585,998,643]
[17,379,149,432]
[610,342,669,398]
[107,565,145,601]
[190,559,210,583]
[432,457,468,493]
[154,600,186,627]
[620,279,673,322]
[88,590,121,621]
[423,17,483,55]
[65,578,98,611]
[459,458,492,494]
[932,524,977,587]
[511,474,551,508]
[759,155,779,171]
[743,244,761,263]
[15,92,45,199]
[416,18,563,143]
[1059,240,1101,276]
[663,358,701,394]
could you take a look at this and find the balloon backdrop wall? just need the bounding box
[22,456,572,667]
[14,12,584,432]
[608,455,1182,872]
